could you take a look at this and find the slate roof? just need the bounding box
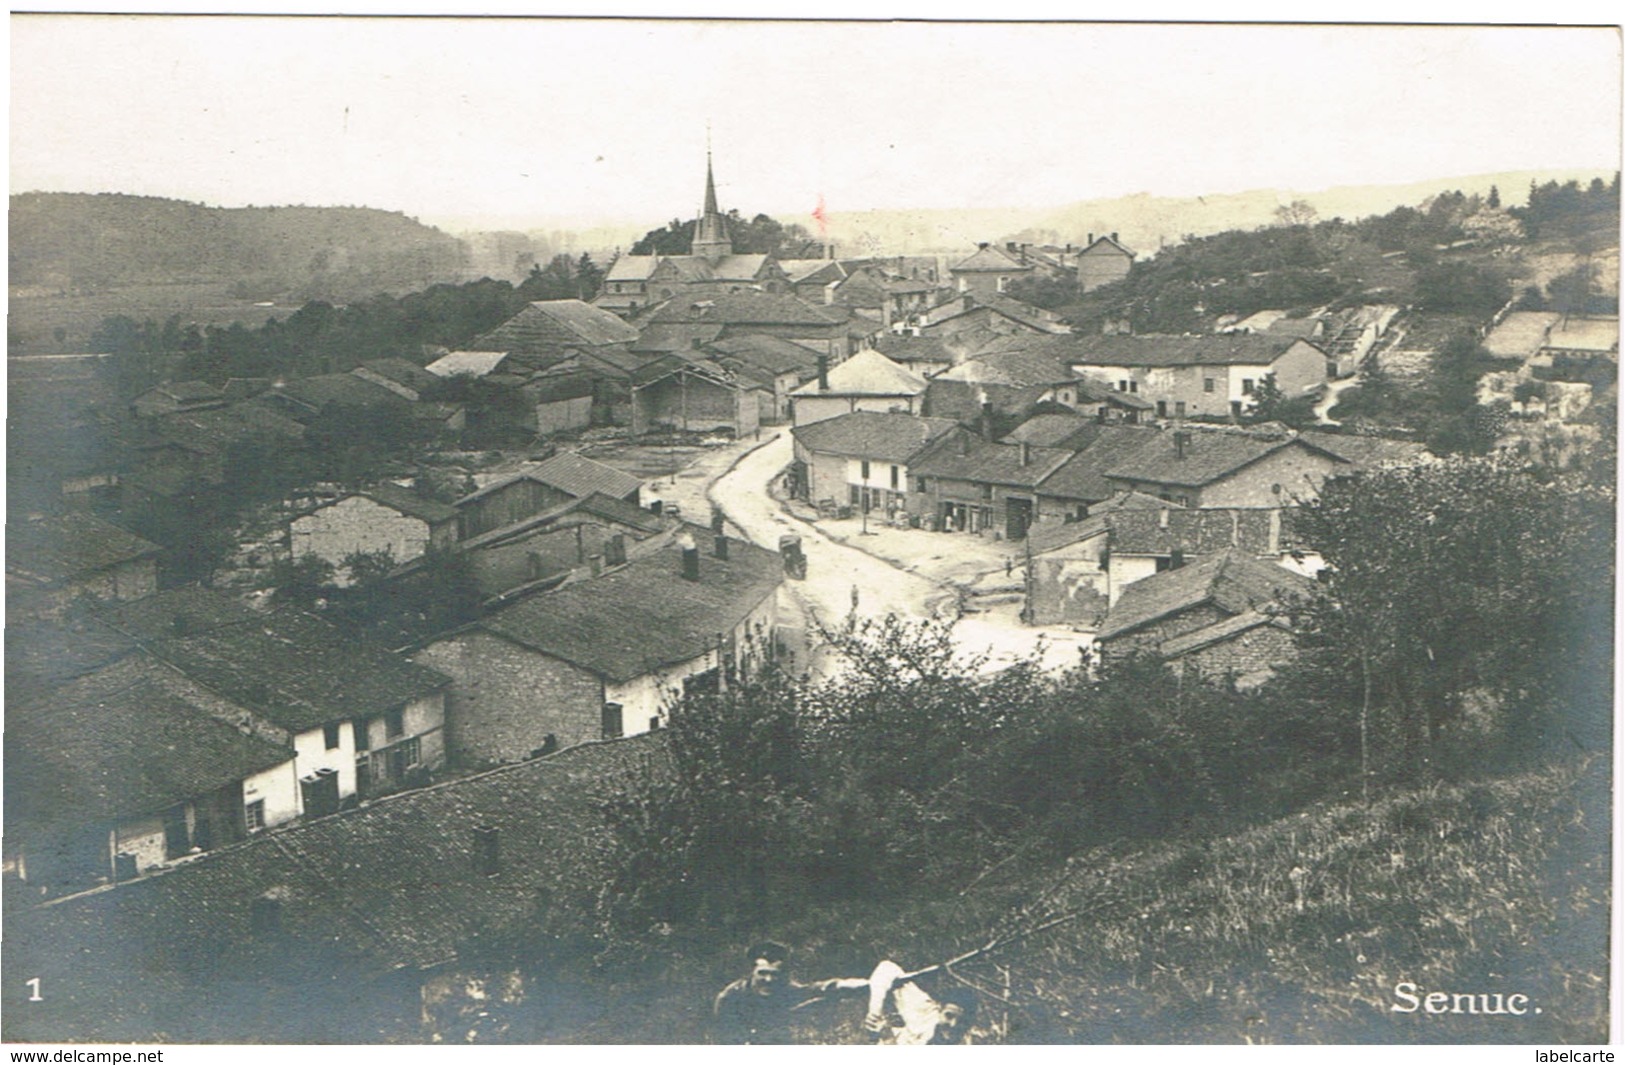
[474,300,639,353]
[144,612,450,733]
[1034,426,1162,501]
[910,433,1072,488]
[6,677,292,832]
[479,534,783,682]
[950,245,1032,273]
[1104,430,1345,489]
[1097,549,1312,641]
[1067,333,1307,368]
[424,350,511,378]
[791,411,962,463]
[647,292,848,327]
[7,513,160,586]
[4,735,663,1027]
[790,349,927,398]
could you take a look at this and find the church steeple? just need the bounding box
[691,149,732,265]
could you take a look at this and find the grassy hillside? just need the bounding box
[9,192,469,302]
[559,758,1608,1044]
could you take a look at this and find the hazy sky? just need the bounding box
[10,17,1622,232]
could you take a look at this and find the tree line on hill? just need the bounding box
[1007,175,1619,335]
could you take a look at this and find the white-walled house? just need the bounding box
[289,482,459,584]
[790,410,963,516]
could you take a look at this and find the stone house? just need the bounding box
[702,333,821,422]
[455,451,643,539]
[519,367,597,434]
[1100,504,1320,604]
[1076,233,1135,292]
[1067,334,1328,420]
[413,533,785,765]
[1030,424,1162,521]
[289,482,459,584]
[1022,491,1167,627]
[923,350,1091,426]
[789,410,963,518]
[920,292,1070,343]
[1100,427,1349,508]
[907,433,1073,540]
[948,243,1034,296]
[1094,549,1312,688]
[789,348,929,426]
[6,512,160,622]
[457,491,668,599]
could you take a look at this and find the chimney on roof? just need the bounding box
[1174,430,1192,460]
[1006,242,1017,253]
[679,533,700,581]
[1088,232,1095,245]
[1111,232,1119,243]
[980,396,995,442]
[714,534,730,560]
[473,825,501,877]
[1171,548,1185,570]
[1020,440,1032,467]
[817,354,830,391]
[978,242,989,251]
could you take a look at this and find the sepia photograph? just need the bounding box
[4,12,1619,1046]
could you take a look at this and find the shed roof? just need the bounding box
[479,534,782,682]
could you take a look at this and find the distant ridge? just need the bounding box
[9,192,470,301]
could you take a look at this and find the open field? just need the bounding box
[7,283,297,354]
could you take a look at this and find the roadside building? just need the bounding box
[413,533,785,765]
[789,348,929,425]
[628,355,763,437]
[908,433,1073,539]
[790,410,963,518]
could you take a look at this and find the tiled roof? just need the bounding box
[149,380,226,404]
[1265,317,1322,340]
[709,254,771,281]
[1026,491,1169,555]
[909,433,1072,488]
[275,373,409,414]
[458,492,663,552]
[1081,234,1136,258]
[1034,426,1161,501]
[1294,431,1429,468]
[1067,333,1306,369]
[5,735,664,1024]
[4,620,137,694]
[604,255,660,281]
[1097,549,1311,641]
[521,366,598,403]
[704,334,821,377]
[1103,429,1342,489]
[145,612,450,733]
[933,351,1078,388]
[791,411,962,463]
[871,335,954,364]
[647,292,848,327]
[480,534,783,682]
[926,295,1069,335]
[950,245,1032,273]
[474,300,639,352]
[425,350,510,378]
[6,674,292,832]
[778,259,846,285]
[631,323,727,354]
[529,450,643,500]
[355,358,440,392]
[90,585,261,642]
[1003,412,1095,447]
[7,513,160,585]
[790,349,927,397]
[153,403,307,454]
[1106,506,1296,556]
[1157,609,1286,658]
[358,482,459,525]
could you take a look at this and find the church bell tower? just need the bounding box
[691,151,733,265]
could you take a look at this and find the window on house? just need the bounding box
[353,719,370,752]
[386,737,422,781]
[323,723,341,750]
[1204,378,1215,393]
[602,703,624,741]
[1175,401,1186,417]
[1129,380,1139,393]
[1155,555,1174,572]
[861,459,871,480]
[890,465,900,489]
[916,476,929,492]
[356,756,372,795]
[385,708,405,739]
[1242,379,1255,394]
[849,484,862,506]
[981,483,994,501]
[1118,380,1129,392]
[244,800,266,832]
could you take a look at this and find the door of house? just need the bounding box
[1005,497,1033,541]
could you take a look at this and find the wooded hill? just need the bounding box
[9,192,470,302]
